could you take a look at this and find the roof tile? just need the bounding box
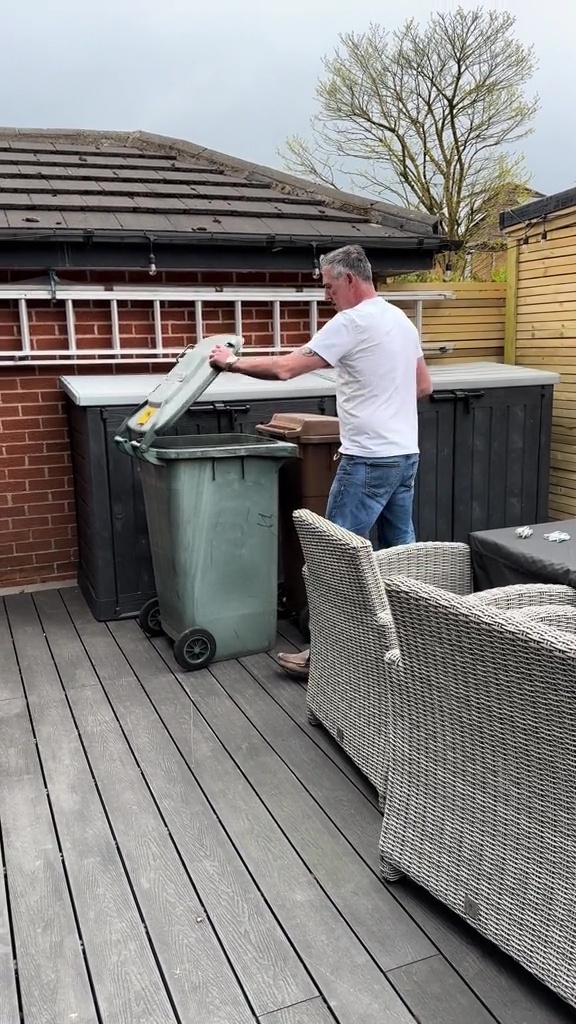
[0,127,448,250]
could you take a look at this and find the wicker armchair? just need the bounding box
[380,575,576,1010]
[291,508,473,805]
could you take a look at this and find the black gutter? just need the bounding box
[0,227,453,249]
[500,186,576,230]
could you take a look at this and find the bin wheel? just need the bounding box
[298,605,310,643]
[174,628,217,672]
[277,581,289,619]
[138,598,164,637]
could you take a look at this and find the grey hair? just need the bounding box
[319,244,373,283]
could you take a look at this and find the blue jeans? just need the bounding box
[325,453,419,549]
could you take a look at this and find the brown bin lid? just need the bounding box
[256,412,340,442]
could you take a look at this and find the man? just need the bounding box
[209,244,432,678]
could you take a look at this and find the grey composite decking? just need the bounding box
[0,587,573,1024]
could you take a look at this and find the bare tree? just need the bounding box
[281,7,539,253]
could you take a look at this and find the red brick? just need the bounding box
[28,477,67,493]
[162,307,193,321]
[0,391,31,405]
[71,308,101,323]
[47,489,73,503]
[52,536,76,551]
[121,307,153,321]
[0,553,31,569]
[282,331,312,346]
[30,310,67,324]
[8,492,51,508]
[27,429,67,443]
[41,440,70,454]
[31,525,72,540]
[54,561,77,574]
[50,512,77,527]
[0,378,21,390]
[20,402,62,418]
[9,514,51,530]
[43,501,70,516]
[0,453,27,467]
[45,470,72,486]
[29,323,60,337]
[17,539,57,555]
[129,323,155,338]
[167,325,194,340]
[202,307,225,322]
[6,529,36,543]
[1,416,41,432]
[30,556,56,570]
[11,466,48,480]
[40,415,66,430]
[0,309,19,324]
[0,542,15,556]
[4,479,29,493]
[19,376,59,390]
[283,308,309,321]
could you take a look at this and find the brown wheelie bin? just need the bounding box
[256,413,340,638]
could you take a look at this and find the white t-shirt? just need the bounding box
[308,296,423,457]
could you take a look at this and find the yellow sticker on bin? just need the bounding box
[136,406,155,427]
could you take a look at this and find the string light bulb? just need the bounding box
[148,237,157,276]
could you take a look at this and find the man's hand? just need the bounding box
[209,344,234,370]
[207,342,329,380]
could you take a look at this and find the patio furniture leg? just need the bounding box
[307,707,321,725]
[379,851,404,883]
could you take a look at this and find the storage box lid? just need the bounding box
[60,365,337,406]
[427,361,560,389]
[256,412,340,443]
[314,361,560,388]
[61,358,560,410]
[121,335,242,447]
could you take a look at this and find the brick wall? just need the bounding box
[0,267,326,590]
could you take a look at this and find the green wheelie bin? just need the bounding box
[115,336,297,671]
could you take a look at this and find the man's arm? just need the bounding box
[209,343,330,380]
[416,356,433,398]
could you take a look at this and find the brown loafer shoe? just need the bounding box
[276,649,310,680]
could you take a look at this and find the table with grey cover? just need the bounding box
[470,519,576,591]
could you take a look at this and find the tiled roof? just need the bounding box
[0,128,447,250]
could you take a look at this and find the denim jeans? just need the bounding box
[325,453,419,549]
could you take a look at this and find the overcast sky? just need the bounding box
[0,0,572,199]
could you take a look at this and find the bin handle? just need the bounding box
[256,424,301,439]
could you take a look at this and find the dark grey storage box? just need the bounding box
[412,363,558,542]
[62,360,558,621]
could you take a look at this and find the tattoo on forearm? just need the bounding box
[301,346,316,356]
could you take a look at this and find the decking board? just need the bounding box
[0,586,571,1024]
[63,588,319,1018]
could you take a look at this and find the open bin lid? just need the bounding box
[115,335,242,455]
[256,412,340,443]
